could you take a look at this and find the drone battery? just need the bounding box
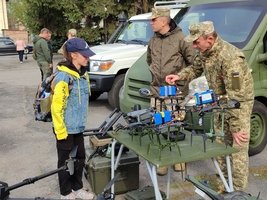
[159,86,176,96]
[194,90,216,106]
[154,112,163,125]
[163,110,172,123]
[85,149,140,195]
[153,110,172,125]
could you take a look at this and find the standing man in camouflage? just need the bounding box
[166,21,254,191]
[33,28,53,81]
[147,7,195,175]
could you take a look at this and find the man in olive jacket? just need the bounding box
[33,28,53,81]
[147,7,196,175]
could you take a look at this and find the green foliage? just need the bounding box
[9,0,157,48]
[78,27,102,45]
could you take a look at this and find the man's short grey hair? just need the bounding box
[40,28,52,34]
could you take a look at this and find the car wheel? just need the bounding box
[108,74,125,109]
[89,92,102,101]
[249,100,267,156]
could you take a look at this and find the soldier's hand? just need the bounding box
[49,63,53,68]
[233,130,249,146]
[165,74,180,85]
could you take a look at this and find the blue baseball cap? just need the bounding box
[66,37,95,58]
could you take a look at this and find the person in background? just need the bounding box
[51,37,95,199]
[33,28,53,81]
[166,21,254,192]
[15,39,26,64]
[147,7,195,176]
[58,29,77,55]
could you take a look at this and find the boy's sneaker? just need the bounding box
[60,192,76,199]
[74,189,94,199]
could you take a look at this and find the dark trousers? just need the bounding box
[17,50,24,62]
[56,133,85,195]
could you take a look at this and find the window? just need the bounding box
[116,20,153,44]
[175,3,263,48]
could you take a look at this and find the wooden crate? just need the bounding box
[89,135,112,148]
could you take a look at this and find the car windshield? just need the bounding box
[174,2,264,48]
[116,20,153,45]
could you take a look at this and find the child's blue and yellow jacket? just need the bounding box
[51,61,90,140]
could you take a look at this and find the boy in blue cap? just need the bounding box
[51,38,95,199]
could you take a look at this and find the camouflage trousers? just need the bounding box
[214,101,253,191]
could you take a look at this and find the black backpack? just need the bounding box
[33,72,73,122]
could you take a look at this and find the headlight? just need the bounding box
[89,60,115,72]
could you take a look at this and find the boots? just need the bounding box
[157,163,186,176]
[157,166,168,176]
[173,163,186,172]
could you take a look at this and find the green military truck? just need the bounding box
[119,0,267,156]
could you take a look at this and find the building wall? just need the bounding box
[3,30,29,44]
[0,0,30,44]
[0,0,8,36]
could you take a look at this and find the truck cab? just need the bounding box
[120,0,267,156]
[88,1,188,109]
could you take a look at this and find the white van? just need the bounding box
[89,0,188,108]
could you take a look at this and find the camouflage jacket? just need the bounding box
[178,36,254,132]
[147,19,195,97]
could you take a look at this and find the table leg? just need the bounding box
[166,166,171,199]
[111,140,124,194]
[212,157,233,192]
[226,155,234,191]
[111,139,119,194]
[145,161,163,200]
[115,144,124,169]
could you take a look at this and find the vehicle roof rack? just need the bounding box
[154,0,189,9]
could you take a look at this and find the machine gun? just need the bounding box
[83,108,123,137]
[0,146,78,200]
[186,175,262,200]
[0,145,118,200]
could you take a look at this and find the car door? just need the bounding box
[0,39,16,53]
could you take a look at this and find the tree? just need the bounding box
[9,0,156,47]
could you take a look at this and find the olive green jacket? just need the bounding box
[32,35,53,64]
[147,19,196,97]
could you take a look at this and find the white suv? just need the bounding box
[89,0,188,108]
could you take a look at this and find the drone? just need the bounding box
[188,90,241,151]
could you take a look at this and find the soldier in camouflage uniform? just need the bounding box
[165,21,254,191]
[147,7,196,175]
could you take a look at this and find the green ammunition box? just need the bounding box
[124,186,166,200]
[85,149,140,195]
